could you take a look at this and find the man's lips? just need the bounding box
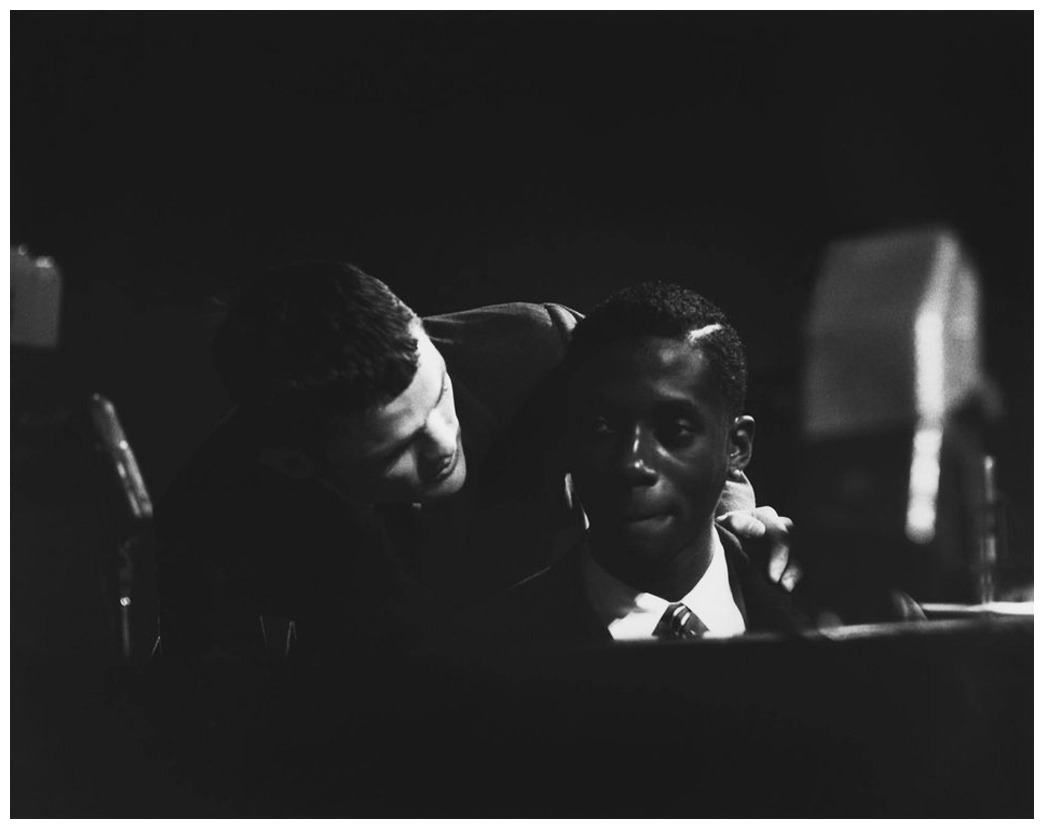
[619,499,672,520]
[621,510,672,524]
[428,446,459,483]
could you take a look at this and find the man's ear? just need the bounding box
[727,415,755,479]
[258,447,319,480]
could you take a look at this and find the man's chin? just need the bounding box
[603,514,676,546]
[590,518,683,560]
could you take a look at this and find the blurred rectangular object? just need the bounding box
[804,227,982,437]
[799,228,996,607]
[11,246,63,349]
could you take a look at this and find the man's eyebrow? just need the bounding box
[655,399,703,417]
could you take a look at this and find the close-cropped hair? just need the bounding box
[213,261,420,435]
[566,281,748,418]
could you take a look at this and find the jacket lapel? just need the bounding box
[719,526,807,634]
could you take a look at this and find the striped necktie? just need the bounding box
[653,602,709,639]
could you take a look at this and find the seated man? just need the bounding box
[459,282,806,647]
[157,263,795,658]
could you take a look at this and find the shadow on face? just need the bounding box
[567,335,753,567]
[267,324,468,504]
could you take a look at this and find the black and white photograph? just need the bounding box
[10,9,1033,817]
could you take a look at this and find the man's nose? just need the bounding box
[419,407,458,460]
[619,425,657,484]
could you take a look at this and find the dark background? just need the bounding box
[12,11,1032,553]
[9,13,1034,815]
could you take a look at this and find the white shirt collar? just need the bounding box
[581,529,747,641]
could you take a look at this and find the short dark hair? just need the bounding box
[566,281,748,418]
[213,261,419,440]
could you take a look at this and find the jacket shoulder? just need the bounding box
[423,302,581,427]
[718,527,809,634]
[424,302,580,352]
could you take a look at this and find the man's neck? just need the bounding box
[588,523,717,602]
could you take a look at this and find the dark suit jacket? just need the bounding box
[443,526,808,651]
[156,302,582,658]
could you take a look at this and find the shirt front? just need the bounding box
[581,529,747,641]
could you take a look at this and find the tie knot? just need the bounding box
[654,602,709,639]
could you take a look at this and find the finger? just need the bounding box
[750,505,780,523]
[717,511,766,539]
[780,562,803,593]
[753,509,793,541]
[768,541,789,583]
[761,520,795,554]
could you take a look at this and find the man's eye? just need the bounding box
[373,446,409,472]
[659,421,696,442]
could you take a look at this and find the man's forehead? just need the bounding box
[581,334,710,373]
[571,336,721,405]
